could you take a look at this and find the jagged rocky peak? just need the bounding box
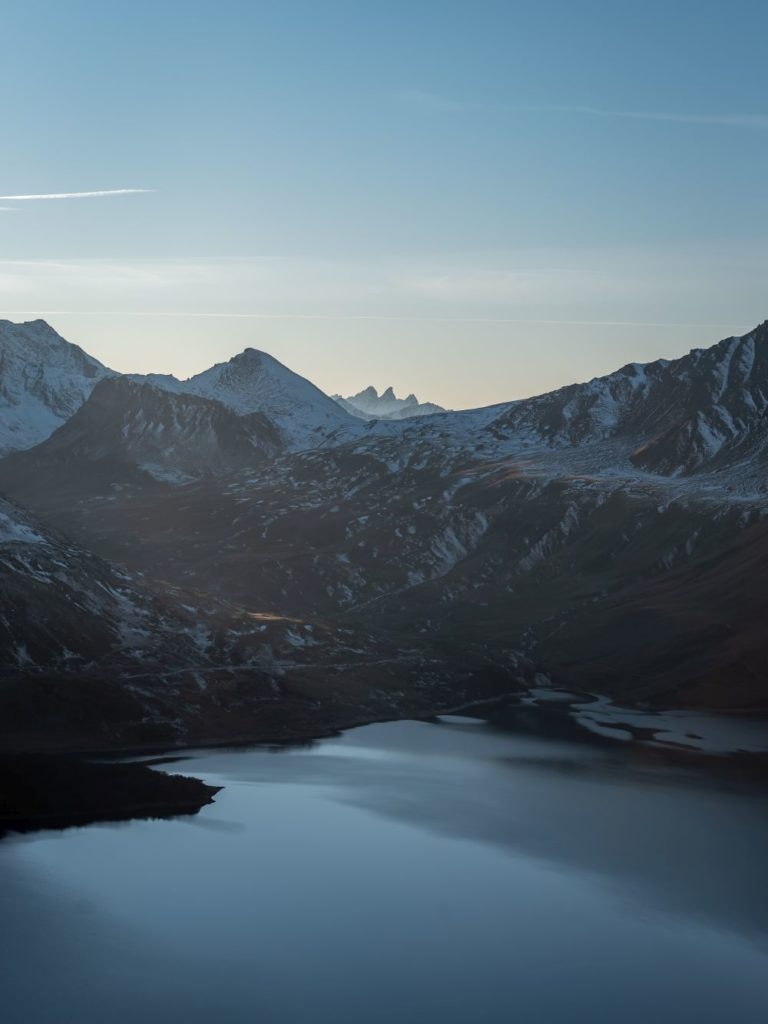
[0,319,113,455]
[334,383,446,420]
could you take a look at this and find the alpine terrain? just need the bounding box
[1,318,767,753]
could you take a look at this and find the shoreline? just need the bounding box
[3,691,768,841]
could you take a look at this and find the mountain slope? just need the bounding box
[0,494,203,676]
[0,492,295,751]
[0,377,284,487]
[0,319,113,456]
[1,319,767,731]
[0,321,363,459]
[488,321,768,478]
[137,348,362,450]
[7,382,765,710]
[0,488,520,751]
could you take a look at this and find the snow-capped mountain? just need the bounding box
[0,321,362,458]
[0,319,113,456]
[488,322,768,478]
[333,385,445,420]
[136,348,361,450]
[1,317,768,751]
[4,377,284,485]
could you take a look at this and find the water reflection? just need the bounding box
[3,709,768,1024]
[171,711,768,945]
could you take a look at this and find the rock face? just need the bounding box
[2,377,284,484]
[490,322,768,479]
[0,320,112,456]
[334,384,446,420]
[0,319,767,752]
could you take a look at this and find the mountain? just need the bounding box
[0,486,515,751]
[0,323,365,460]
[0,319,113,456]
[0,376,284,487]
[136,348,361,450]
[333,384,446,420]
[1,319,767,753]
[490,323,768,480]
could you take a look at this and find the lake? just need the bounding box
[3,702,768,1023]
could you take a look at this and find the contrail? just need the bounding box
[0,189,155,201]
[399,91,768,128]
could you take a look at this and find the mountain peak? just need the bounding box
[1,317,53,333]
[0,319,113,456]
[134,344,359,451]
[334,384,445,421]
[231,347,276,366]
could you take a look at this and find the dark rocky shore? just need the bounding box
[0,753,220,839]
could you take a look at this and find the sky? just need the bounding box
[1,0,766,409]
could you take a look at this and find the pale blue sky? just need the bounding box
[1,1,766,407]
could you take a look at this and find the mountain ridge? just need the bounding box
[1,317,767,751]
[133,347,362,450]
[485,321,768,480]
[333,384,446,420]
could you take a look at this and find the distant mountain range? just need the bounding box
[1,317,767,752]
[333,385,446,420]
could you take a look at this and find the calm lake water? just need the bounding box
[3,707,768,1023]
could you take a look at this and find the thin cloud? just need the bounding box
[530,104,768,128]
[0,189,155,201]
[399,90,768,128]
